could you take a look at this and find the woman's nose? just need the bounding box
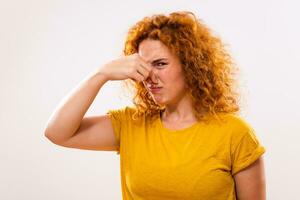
[147,70,158,84]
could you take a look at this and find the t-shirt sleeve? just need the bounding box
[231,125,266,176]
[106,107,128,155]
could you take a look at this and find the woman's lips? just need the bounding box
[149,87,162,93]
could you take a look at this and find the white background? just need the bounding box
[1,0,299,199]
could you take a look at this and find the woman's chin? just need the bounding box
[151,94,163,105]
[149,93,167,106]
[152,98,166,107]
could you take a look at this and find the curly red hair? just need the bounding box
[123,11,240,122]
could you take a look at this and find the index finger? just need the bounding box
[138,56,152,72]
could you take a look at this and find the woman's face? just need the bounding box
[138,39,188,106]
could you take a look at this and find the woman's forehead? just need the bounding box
[138,40,172,62]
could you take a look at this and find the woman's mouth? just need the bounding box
[149,87,162,93]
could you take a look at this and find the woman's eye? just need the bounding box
[156,62,167,67]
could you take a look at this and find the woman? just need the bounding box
[44,11,266,200]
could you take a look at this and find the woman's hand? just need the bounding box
[97,53,152,82]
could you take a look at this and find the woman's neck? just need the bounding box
[160,100,197,123]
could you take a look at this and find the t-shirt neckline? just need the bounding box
[157,110,201,133]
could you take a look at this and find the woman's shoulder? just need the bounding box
[107,105,137,114]
[107,106,143,122]
[216,112,255,133]
[215,113,263,147]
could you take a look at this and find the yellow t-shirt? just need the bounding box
[107,106,266,200]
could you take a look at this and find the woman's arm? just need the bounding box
[44,54,151,149]
[44,71,108,144]
[233,156,266,200]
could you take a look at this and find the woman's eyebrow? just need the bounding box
[150,58,168,64]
